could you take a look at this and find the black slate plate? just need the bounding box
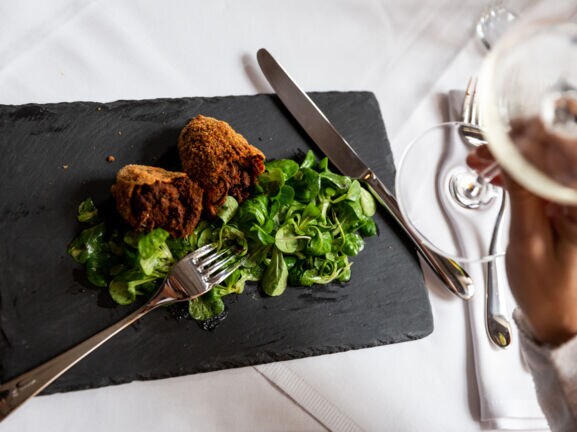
[0,92,432,394]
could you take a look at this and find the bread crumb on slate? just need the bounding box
[106,155,116,163]
[62,164,69,169]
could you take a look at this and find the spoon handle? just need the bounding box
[486,192,512,348]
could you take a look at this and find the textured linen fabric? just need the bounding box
[514,310,577,432]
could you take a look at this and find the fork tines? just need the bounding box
[462,77,480,127]
[192,244,246,286]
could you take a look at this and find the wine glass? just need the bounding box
[395,19,577,264]
[476,0,517,50]
[479,20,577,203]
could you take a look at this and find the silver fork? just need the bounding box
[460,78,512,349]
[459,77,486,147]
[0,244,245,421]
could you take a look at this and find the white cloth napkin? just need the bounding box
[467,266,548,431]
[446,92,547,430]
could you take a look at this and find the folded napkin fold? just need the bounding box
[447,90,548,430]
[466,262,549,430]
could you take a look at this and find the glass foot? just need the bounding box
[448,168,497,209]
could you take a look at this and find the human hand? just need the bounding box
[468,145,577,346]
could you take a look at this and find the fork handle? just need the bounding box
[0,300,160,422]
[363,170,475,300]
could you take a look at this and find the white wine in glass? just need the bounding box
[479,20,577,204]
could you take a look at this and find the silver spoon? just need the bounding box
[486,192,512,347]
[476,1,516,348]
[458,115,512,348]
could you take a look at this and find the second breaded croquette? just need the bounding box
[178,115,265,216]
[111,164,203,238]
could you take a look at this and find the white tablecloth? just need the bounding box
[0,1,553,431]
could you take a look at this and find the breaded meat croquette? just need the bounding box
[178,115,265,217]
[111,164,203,238]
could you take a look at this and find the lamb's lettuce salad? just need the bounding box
[68,150,378,326]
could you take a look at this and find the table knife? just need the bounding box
[256,48,474,300]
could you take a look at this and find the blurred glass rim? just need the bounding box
[478,18,577,205]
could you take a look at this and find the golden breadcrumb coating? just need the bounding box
[178,115,265,217]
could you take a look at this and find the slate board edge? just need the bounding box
[0,92,433,396]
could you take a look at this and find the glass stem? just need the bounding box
[463,161,500,203]
[477,161,500,185]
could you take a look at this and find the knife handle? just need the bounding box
[363,171,474,300]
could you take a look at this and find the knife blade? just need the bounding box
[256,48,474,300]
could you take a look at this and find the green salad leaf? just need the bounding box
[76,198,100,224]
[109,269,157,305]
[137,229,174,277]
[188,290,225,321]
[68,151,377,328]
[262,246,288,296]
[216,196,239,224]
